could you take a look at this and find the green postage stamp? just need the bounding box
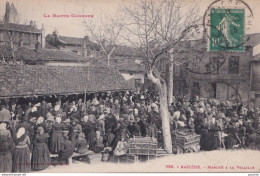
[209,8,244,52]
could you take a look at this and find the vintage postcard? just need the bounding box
[0,0,260,174]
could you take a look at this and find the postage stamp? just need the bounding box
[209,8,245,52]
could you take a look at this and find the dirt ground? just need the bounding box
[37,149,260,173]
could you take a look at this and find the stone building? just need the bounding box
[45,31,99,57]
[175,33,260,106]
[250,54,260,107]
[0,2,45,51]
[3,1,19,24]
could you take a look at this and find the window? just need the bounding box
[135,79,142,88]
[229,56,239,74]
[207,55,225,74]
[210,83,217,98]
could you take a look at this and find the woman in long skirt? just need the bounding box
[31,127,51,171]
[12,127,31,173]
[51,117,64,153]
[0,123,13,172]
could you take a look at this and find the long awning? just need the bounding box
[0,65,130,98]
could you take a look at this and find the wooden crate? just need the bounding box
[128,136,158,156]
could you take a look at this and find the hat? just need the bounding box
[35,103,41,107]
[0,123,7,130]
[54,105,60,111]
[56,117,62,123]
[47,115,54,122]
[71,105,77,112]
[88,114,96,123]
[36,116,44,125]
[173,111,180,120]
[37,126,45,134]
[31,106,37,112]
[81,115,89,122]
[151,103,157,108]
[64,119,71,123]
[177,121,185,127]
[62,130,69,135]
[30,117,37,122]
[104,108,110,114]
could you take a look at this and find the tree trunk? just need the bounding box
[107,54,110,67]
[167,55,174,105]
[159,81,173,153]
[148,71,172,153]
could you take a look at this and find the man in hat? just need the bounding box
[38,100,50,119]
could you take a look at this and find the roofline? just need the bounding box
[0,88,131,99]
[0,28,42,34]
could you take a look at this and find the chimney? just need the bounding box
[30,20,33,27]
[41,24,45,48]
[84,35,89,41]
[53,29,58,44]
[33,21,37,28]
[35,42,41,52]
[82,40,87,57]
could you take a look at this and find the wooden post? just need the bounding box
[84,90,87,104]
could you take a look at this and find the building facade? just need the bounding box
[174,33,260,106]
[45,31,99,57]
[250,54,260,107]
[0,2,45,51]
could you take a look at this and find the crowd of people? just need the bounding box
[0,90,260,172]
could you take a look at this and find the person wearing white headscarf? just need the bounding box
[36,116,44,125]
[13,127,31,172]
[81,115,89,122]
[173,111,181,120]
[55,117,62,123]
[0,123,13,172]
[31,126,51,171]
[51,116,64,153]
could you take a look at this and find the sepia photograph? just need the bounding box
[0,0,260,173]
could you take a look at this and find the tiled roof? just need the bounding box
[251,54,260,62]
[245,33,260,47]
[0,23,41,33]
[0,65,130,98]
[58,35,85,45]
[17,47,87,62]
[46,34,84,46]
[88,57,145,72]
[110,45,144,58]
[46,34,100,49]
[0,46,86,62]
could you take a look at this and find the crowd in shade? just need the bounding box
[0,90,260,172]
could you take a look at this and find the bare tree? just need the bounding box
[0,25,20,65]
[83,12,123,66]
[119,0,201,153]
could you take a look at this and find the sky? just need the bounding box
[0,0,260,38]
